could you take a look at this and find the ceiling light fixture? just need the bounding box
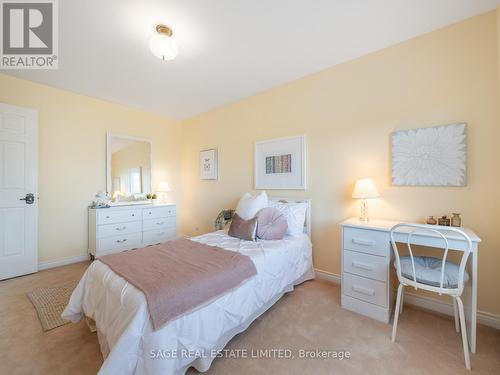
[149,24,178,61]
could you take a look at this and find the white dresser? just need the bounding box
[340,218,395,323]
[88,204,177,258]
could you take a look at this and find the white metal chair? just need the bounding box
[390,223,473,370]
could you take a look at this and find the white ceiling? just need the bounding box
[6,0,500,120]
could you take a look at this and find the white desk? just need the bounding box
[340,218,481,353]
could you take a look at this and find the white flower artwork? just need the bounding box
[392,123,467,186]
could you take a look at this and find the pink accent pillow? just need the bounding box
[255,207,288,240]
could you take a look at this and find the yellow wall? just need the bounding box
[181,12,500,314]
[0,74,182,263]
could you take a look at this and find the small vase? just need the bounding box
[426,216,437,225]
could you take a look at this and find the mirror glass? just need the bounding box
[107,134,152,203]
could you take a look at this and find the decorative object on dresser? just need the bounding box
[391,123,467,186]
[340,217,481,355]
[156,181,171,203]
[351,178,380,222]
[200,148,218,180]
[88,204,177,259]
[254,135,306,190]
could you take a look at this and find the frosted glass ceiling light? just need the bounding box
[149,24,178,61]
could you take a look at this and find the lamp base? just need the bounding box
[359,199,369,222]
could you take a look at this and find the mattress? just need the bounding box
[62,231,314,375]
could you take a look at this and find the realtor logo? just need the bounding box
[1,0,58,69]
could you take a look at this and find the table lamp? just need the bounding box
[156,181,171,203]
[352,178,379,222]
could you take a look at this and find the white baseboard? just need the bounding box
[404,291,500,330]
[315,269,341,284]
[38,254,89,271]
[315,271,500,330]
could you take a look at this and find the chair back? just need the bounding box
[390,223,472,295]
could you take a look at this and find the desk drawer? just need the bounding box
[343,227,389,256]
[143,217,176,231]
[343,250,388,282]
[97,232,142,253]
[143,228,176,245]
[142,206,176,220]
[97,209,141,225]
[343,273,387,307]
[97,221,142,238]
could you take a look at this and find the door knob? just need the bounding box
[19,193,35,204]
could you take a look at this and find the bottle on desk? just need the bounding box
[438,215,451,226]
[451,213,462,227]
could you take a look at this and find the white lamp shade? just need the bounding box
[157,181,171,192]
[149,34,178,61]
[352,178,380,199]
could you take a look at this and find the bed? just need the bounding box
[62,198,314,375]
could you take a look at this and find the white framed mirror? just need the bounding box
[106,133,152,205]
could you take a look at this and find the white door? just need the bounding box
[0,103,38,280]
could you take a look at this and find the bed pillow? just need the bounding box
[255,207,288,240]
[235,192,268,220]
[228,213,258,241]
[269,200,307,236]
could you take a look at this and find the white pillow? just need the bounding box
[235,192,269,220]
[269,200,307,236]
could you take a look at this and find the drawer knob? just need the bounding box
[352,285,375,296]
[116,226,127,231]
[132,214,135,217]
[116,239,128,243]
[106,216,110,219]
[157,221,164,225]
[352,238,375,246]
[149,211,152,214]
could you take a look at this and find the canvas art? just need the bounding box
[391,123,467,186]
[255,135,306,189]
[200,149,218,180]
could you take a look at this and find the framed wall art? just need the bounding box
[392,123,467,186]
[254,135,306,190]
[200,148,218,180]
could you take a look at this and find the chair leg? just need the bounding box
[453,297,460,333]
[400,286,405,314]
[456,297,471,370]
[392,284,404,342]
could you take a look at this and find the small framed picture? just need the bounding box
[255,135,306,189]
[200,148,218,180]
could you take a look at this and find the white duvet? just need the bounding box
[62,231,314,375]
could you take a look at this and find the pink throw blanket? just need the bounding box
[98,238,257,330]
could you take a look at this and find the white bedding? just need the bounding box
[62,231,314,375]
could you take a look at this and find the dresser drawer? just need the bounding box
[97,221,142,238]
[143,228,176,245]
[142,206,176,220]
[97,232,142,254]
[343,273,387,307]
[343,250,388,282]
[343,227,389,256]
[143,217,176,231]
[97,209,141,225]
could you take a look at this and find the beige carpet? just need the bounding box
[1,261,499,375]
[27,282,76,331]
